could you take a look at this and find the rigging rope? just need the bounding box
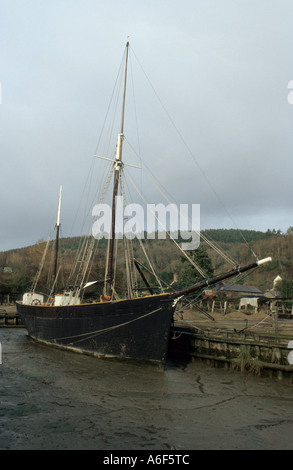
[123,137,237,268]
[129,45,259,263]
[120,168,163,290]
[124,167,207,278]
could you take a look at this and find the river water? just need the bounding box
[1,328,293,451]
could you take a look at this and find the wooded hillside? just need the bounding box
[0,228,292,302]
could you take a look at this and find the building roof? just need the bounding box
[213,283,263,295]
[264,289,282,299]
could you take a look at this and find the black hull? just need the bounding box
[16,294,175,365]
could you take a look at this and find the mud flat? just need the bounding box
[1,328,293,450]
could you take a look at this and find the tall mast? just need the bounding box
[53,185,62,292]
[105,40,129,298]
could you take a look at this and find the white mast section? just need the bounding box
[57,185,62,227]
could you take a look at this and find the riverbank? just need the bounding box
[0,305,23,327]
[170,307,293,381]
[174,306,293,335]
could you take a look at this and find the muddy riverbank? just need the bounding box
[1,328,293,450]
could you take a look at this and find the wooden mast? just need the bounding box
[105,40,129,298]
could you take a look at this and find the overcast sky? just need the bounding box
[1,0,293,251]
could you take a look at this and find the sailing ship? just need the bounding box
[16,41,272,366]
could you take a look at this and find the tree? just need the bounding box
[0,270,13,302]
[281,279,293,298]
[178,246,214,291]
